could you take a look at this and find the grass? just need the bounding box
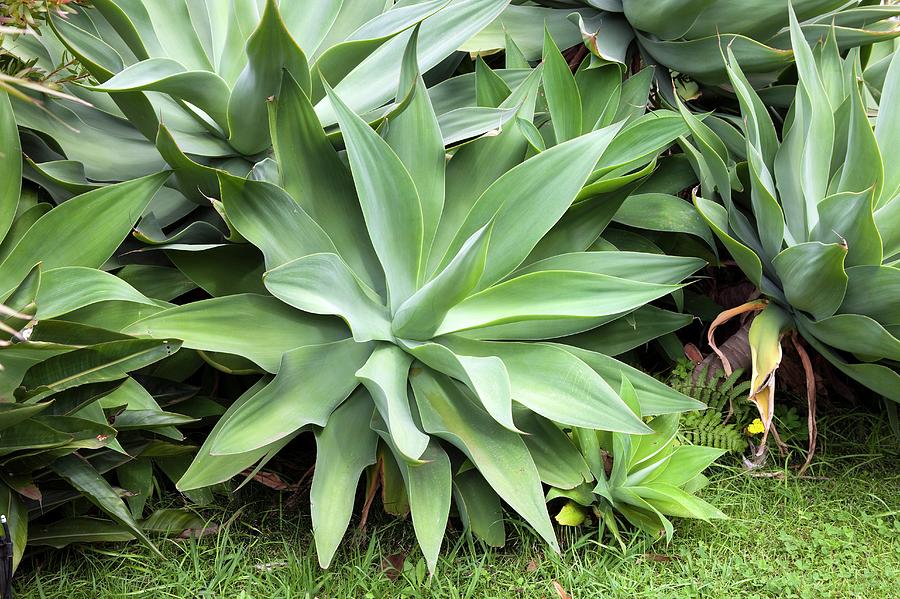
[16,414,900,599]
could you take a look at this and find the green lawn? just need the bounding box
[17,416,900,599]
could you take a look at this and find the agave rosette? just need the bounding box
[117,32,705,570]
[468,0,900,90]
[2,0,510,185]
[683,11,900,456]
[550,378,726,544]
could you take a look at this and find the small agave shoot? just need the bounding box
[683,8,900,472]
[124,32,707,570]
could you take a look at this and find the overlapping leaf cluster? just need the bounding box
[1,0,897,578]
[683,9,900,453]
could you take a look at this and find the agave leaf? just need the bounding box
[124,295,348,373]
[326,81,424,312]
[88,58,231,130]
[837,62,883,199]
[558,345,705,415]
[435,270,680,335]
[839,265,900,325]
[210,340,372,456]
[798,319,900,402]
[0,90,20,242]
[264,254,392,343]
[563,306,692,357]
[475,56,511,107]
[270,71,381,290]
[218,173,337,270]
[372,413,451,574]
[393,225,491,340]
[401,339,516,432]
[452,467,505,547]
[36,267,157,320]
[381,26,445,263]
[310,388,378,568]
[542,27,582,143]
[0,173,169,300]
[178,379,296,490]
[409,368,558,552]
[440,123,625,289]
[628,483,726,520]
[772,242,848,321]
[811,189,882,267]
[356,345,428,462]
[516,410,592,490]
[227,0,310,155]
[875,49,900,206]
[797,313,900,362]
[441,337,650,434]
[694,196,764,288]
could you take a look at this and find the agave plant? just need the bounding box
[549,377,726,544]
[0,88,214,570]
[468,0,900,92]
[2,0,510,182]
[682,10,900,471]
[116,32,707,571]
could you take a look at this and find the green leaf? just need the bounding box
[52,454,160,555]
[441,337,650,434]
[516,409,592,490]
[0,90,21,243]
[264,253,391,342]
[36,267,157,320]
[557,345,705,415]
[372,416,451,574]
[89,58,231,130]
[393,225,491,340]
[409,368,558,552]
[772,242,849,320]
[219,173,337,271]
[838,63,884,200]
[211,339,371,455]
[382,27,445,265]
[270,71,381,290]
[875,47,900,206]
[402,339,516,433]
[440,124,625,289]
[125,294,348,373]
[20,339,180,403]
[475,56,511,107]
[811,190,882,267]
[614,193,716,248]
[840,265,900,325]
[542,27,582,142]
[178,379,297,490]
[563,306,693,356]
[695,195,764,288]
[311,389,378,568]
[227,0,310,155]
[356,344,427,461]
[326,81,424,312]
[0,173,169,300]
[435,271,679,335]
[452,467,505,547]
[798,313,900,362]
